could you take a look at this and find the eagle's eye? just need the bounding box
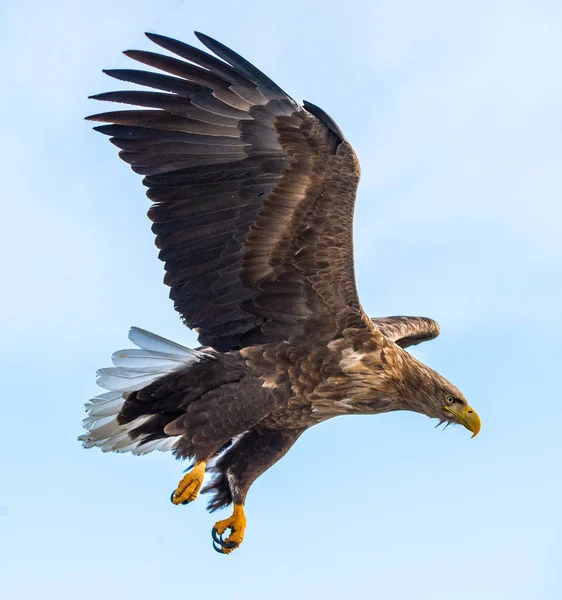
[446,395,455,404]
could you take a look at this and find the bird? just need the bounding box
[80,31,481,555]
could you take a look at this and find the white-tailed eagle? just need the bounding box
[80,32,480,554]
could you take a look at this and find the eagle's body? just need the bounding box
[80,32,480,553]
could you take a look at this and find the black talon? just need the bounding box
[221,536,238,549]
[211,526,238,548]
[171,491,192,505]
[211,527,223,545]
[212,540,225,554]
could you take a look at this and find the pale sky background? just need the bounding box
[1,0,561,598]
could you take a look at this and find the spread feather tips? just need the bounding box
[79,327,211,455]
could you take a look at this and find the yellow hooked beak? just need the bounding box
[444,404,481,438]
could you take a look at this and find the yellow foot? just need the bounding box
[170,461,207,505]
[212,504,247,555]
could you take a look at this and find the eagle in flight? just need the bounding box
[80,31,481,554]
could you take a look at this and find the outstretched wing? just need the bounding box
[89,32,365,351]
[371,316,440,348]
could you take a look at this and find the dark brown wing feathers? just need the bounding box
[88,32,363,351]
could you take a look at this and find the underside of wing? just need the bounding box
[371,316,440,348]
[88,32,364,351]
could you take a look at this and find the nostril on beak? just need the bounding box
[467,410,473,413]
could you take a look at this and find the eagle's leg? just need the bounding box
[207,427,305,554]
[170,460,207,505]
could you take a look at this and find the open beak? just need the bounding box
[444,404,481,438]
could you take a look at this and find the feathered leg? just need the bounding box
[204,427,305,554]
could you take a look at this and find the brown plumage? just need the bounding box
[80,32,481,554]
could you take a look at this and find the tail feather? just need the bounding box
[96,368,167,393]
[79,327,212,455]
[111,348,194,369]
[85,391,124,418]
[127,327,211,358]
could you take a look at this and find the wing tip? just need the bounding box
[303,100,346,144]
[144,31,162,42]
[144,31,186,49]
[91,124,115,135]
[193,31,211,46]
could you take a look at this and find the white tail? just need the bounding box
[79,327,214,455]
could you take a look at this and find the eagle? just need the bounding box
[80,31,481,554]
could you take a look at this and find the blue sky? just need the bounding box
[1,0,561,598]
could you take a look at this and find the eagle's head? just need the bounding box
[394,354,481,438]
[434,387,481,438]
